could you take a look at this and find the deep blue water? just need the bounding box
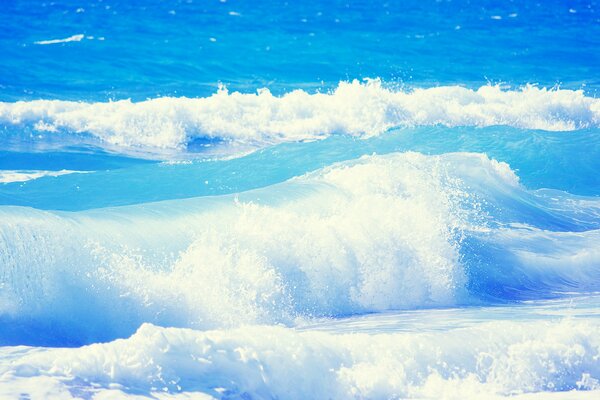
[1,1,600,399]
[1,0,599,101]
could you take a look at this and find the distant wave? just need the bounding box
[33,34,84,45]
[0,170,88,183]
[1,80,598,150]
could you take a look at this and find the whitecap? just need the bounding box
[33,34,85,45]
[1,80,597,151]
[0,170,89,184]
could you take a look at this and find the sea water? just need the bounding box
[1,1,599,399]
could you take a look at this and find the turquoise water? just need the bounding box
[1,1,600,399]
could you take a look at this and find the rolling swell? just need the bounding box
[1,152,599,346]
[2,125,600,211]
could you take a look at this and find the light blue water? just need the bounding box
[1,1,600,399]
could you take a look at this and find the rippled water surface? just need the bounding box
[1,1,599,399]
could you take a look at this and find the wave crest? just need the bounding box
[1,80,598,150]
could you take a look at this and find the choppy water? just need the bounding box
[1,1,600,399]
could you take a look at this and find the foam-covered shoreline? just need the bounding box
[1,318,599,399]
[1,80,598,150]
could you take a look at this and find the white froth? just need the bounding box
[0,319,598,399]
[0,169,88,183]
[0,80,598,149]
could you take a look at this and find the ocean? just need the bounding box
[1,0,599,398]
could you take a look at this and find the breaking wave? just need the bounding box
[1,80,598,150]
[1,152,599,347]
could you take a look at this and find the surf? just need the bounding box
[1,152,599,348]
[1,81,598,152]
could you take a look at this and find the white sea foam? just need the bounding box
[34,34,85,45]
[0,169,88,183]
[0,80,598,149]
[0,319,598,399]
